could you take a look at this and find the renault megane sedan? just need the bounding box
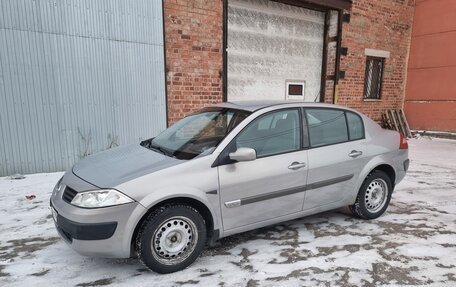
[50,101,409,273]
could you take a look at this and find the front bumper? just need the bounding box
[51,171,146,258]
[52,207,117,241]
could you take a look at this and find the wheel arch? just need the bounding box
[130,196,217,255]
[371,164,396,187]
[349,156,398,205]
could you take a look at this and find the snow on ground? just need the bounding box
[0,137,455,286]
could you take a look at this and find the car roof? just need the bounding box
[212,100,356,113]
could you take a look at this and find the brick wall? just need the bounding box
[337,0,415,122]
[163,0,224,124]
[164,0,415,124]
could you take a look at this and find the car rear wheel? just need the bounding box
[350,170,393,219]
[136,204,207,273]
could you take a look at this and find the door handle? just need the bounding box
[348,150,363,158]
[288,162,306,170]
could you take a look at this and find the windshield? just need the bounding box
[141,108,250,160]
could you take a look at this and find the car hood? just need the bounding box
[72,144,182,188]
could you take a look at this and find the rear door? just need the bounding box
[303,108,368,210]
[218,108,308,231]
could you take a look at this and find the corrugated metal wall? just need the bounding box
[0,0,167,176]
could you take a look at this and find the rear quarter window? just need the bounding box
[346,112,365,140]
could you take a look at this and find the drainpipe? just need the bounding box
[333,10,344,104]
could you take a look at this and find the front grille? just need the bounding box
[62,186,78,204]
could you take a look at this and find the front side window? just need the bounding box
[236,109,301,157]
[364,56,385,99]
[142,108,250,160]
[306,109,348,147]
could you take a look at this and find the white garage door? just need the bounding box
[227,0,325,102]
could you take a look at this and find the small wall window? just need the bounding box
[363,56,385,100]
[285,80,305,101]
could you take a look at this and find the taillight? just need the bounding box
[399,133,408,149]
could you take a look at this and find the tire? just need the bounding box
[136,204,207,273]
[349,170,393,219]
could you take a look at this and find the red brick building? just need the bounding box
[405,0,456,132]
[163,0,415,125]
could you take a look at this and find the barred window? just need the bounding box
[363,56,385,99]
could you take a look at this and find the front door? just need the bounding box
[218,109,308,231]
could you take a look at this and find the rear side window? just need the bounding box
[306,109,348,147]
[346,112,364,140]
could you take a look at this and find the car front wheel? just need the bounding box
[350,170,393,219]
[136,204,207,273]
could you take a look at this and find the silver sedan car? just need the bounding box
[50,101,409,273]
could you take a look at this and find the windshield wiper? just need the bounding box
[149,142,174,158]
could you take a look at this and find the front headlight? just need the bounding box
[54,176,64,191]
[71,189,134,208]
[52,176,64,198]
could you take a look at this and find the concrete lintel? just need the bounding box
[365,48,390,58]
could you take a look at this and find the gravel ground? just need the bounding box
[0,137,455,286]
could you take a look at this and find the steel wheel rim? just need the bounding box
[151,216,198,265]
[364,178,388,213]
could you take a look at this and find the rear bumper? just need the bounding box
[403,159,410,172]
[393,150,409,185]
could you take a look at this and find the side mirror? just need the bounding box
[229,147,257,162]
